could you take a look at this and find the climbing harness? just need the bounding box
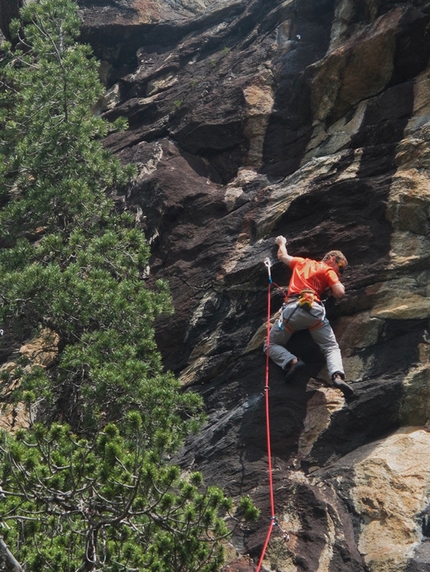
[256,259,289,572]
[280,291,326,334]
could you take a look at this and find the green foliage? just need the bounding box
[0,0,125,240]
[0,423,237,571]
[0,0,259,570]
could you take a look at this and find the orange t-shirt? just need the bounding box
[287,257,340,301]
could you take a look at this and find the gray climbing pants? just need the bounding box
[264,300,344,378]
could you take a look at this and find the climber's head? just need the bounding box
[322,250,348,276]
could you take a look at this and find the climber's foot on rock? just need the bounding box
[332,372,355,398]
[285,359,305,382]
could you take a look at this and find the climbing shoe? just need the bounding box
[332,372,354,398]
[285,359,305,382]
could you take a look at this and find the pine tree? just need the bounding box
[0,1,259,570]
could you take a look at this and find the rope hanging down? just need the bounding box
[255,258,279,571]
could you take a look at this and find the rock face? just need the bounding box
[0,0,23,41]
[3,0,430,570]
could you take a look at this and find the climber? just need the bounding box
[264,236,354,397]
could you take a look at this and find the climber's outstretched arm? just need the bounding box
[275,235,294,266]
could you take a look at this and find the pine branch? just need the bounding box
[0,536,25,572]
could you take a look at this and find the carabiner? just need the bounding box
[264,257,272,282]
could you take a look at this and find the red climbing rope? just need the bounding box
[255,259,277,571]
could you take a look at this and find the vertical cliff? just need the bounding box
[3,0,430,570]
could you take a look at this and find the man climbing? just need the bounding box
[264,235,354,397]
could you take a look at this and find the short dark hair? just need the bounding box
[322,250,348,272]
